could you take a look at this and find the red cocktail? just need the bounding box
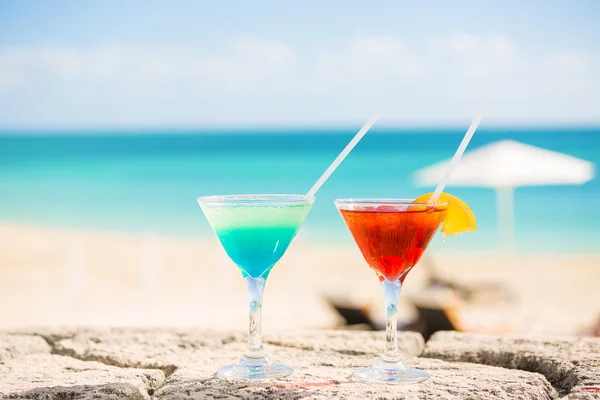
[335,198,449,384]
[339,205,447,283]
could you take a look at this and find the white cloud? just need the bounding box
[0,37,296,94]
[429,34,519,80]
[0,34,599,126]
[196,37,296,91]
[315,36,421,80]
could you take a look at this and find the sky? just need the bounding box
[0,0,599,129]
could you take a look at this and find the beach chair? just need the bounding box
[326,296,459,339]
[327,290,515,339]
[420,256,518,304]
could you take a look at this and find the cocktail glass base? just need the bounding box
[217,354,293,381]
[349,358,429,384]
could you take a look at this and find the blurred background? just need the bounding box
[0,1,598,337]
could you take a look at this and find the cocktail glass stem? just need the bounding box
[245,276,266,359]
[216,273,292,380]
[348,277,428,383]
[382,279,404,364]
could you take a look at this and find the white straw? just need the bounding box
[429,114,484,203]
[307,113,380,197]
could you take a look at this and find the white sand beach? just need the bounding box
[1,222,598,336]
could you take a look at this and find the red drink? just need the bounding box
[335,196,471,384]
[339,205,447,282]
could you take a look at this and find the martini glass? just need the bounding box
[197,194,314,380]
[335,198,448,384]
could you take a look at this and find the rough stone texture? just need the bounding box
[6,328,599,399]
[0,328,566,399]
[10,383,153,400]
[42,329,423,374]
[155,357,555,400]
[264,330,424,358]
[0,334,50,361]
[0,353,164,399]
[424,331,600,398]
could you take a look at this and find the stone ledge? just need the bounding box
[0,333,50,361]
[423,331,600,398]
[154,358,555,400]
[1,328,597,399]
[0,353,164,399]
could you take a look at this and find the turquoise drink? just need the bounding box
[197,194,314,381]
[202,203,311,279]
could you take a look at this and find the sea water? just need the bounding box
[0,127,598,253]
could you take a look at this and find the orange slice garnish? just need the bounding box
[413,192,476,236]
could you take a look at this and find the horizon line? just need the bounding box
[0,122,599,136]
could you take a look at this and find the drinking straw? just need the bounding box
[306,113,381,197]
[428,113,483,203]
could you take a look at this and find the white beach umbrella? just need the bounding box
[412,140,595,250]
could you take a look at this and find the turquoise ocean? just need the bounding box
[0,127,598,253]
